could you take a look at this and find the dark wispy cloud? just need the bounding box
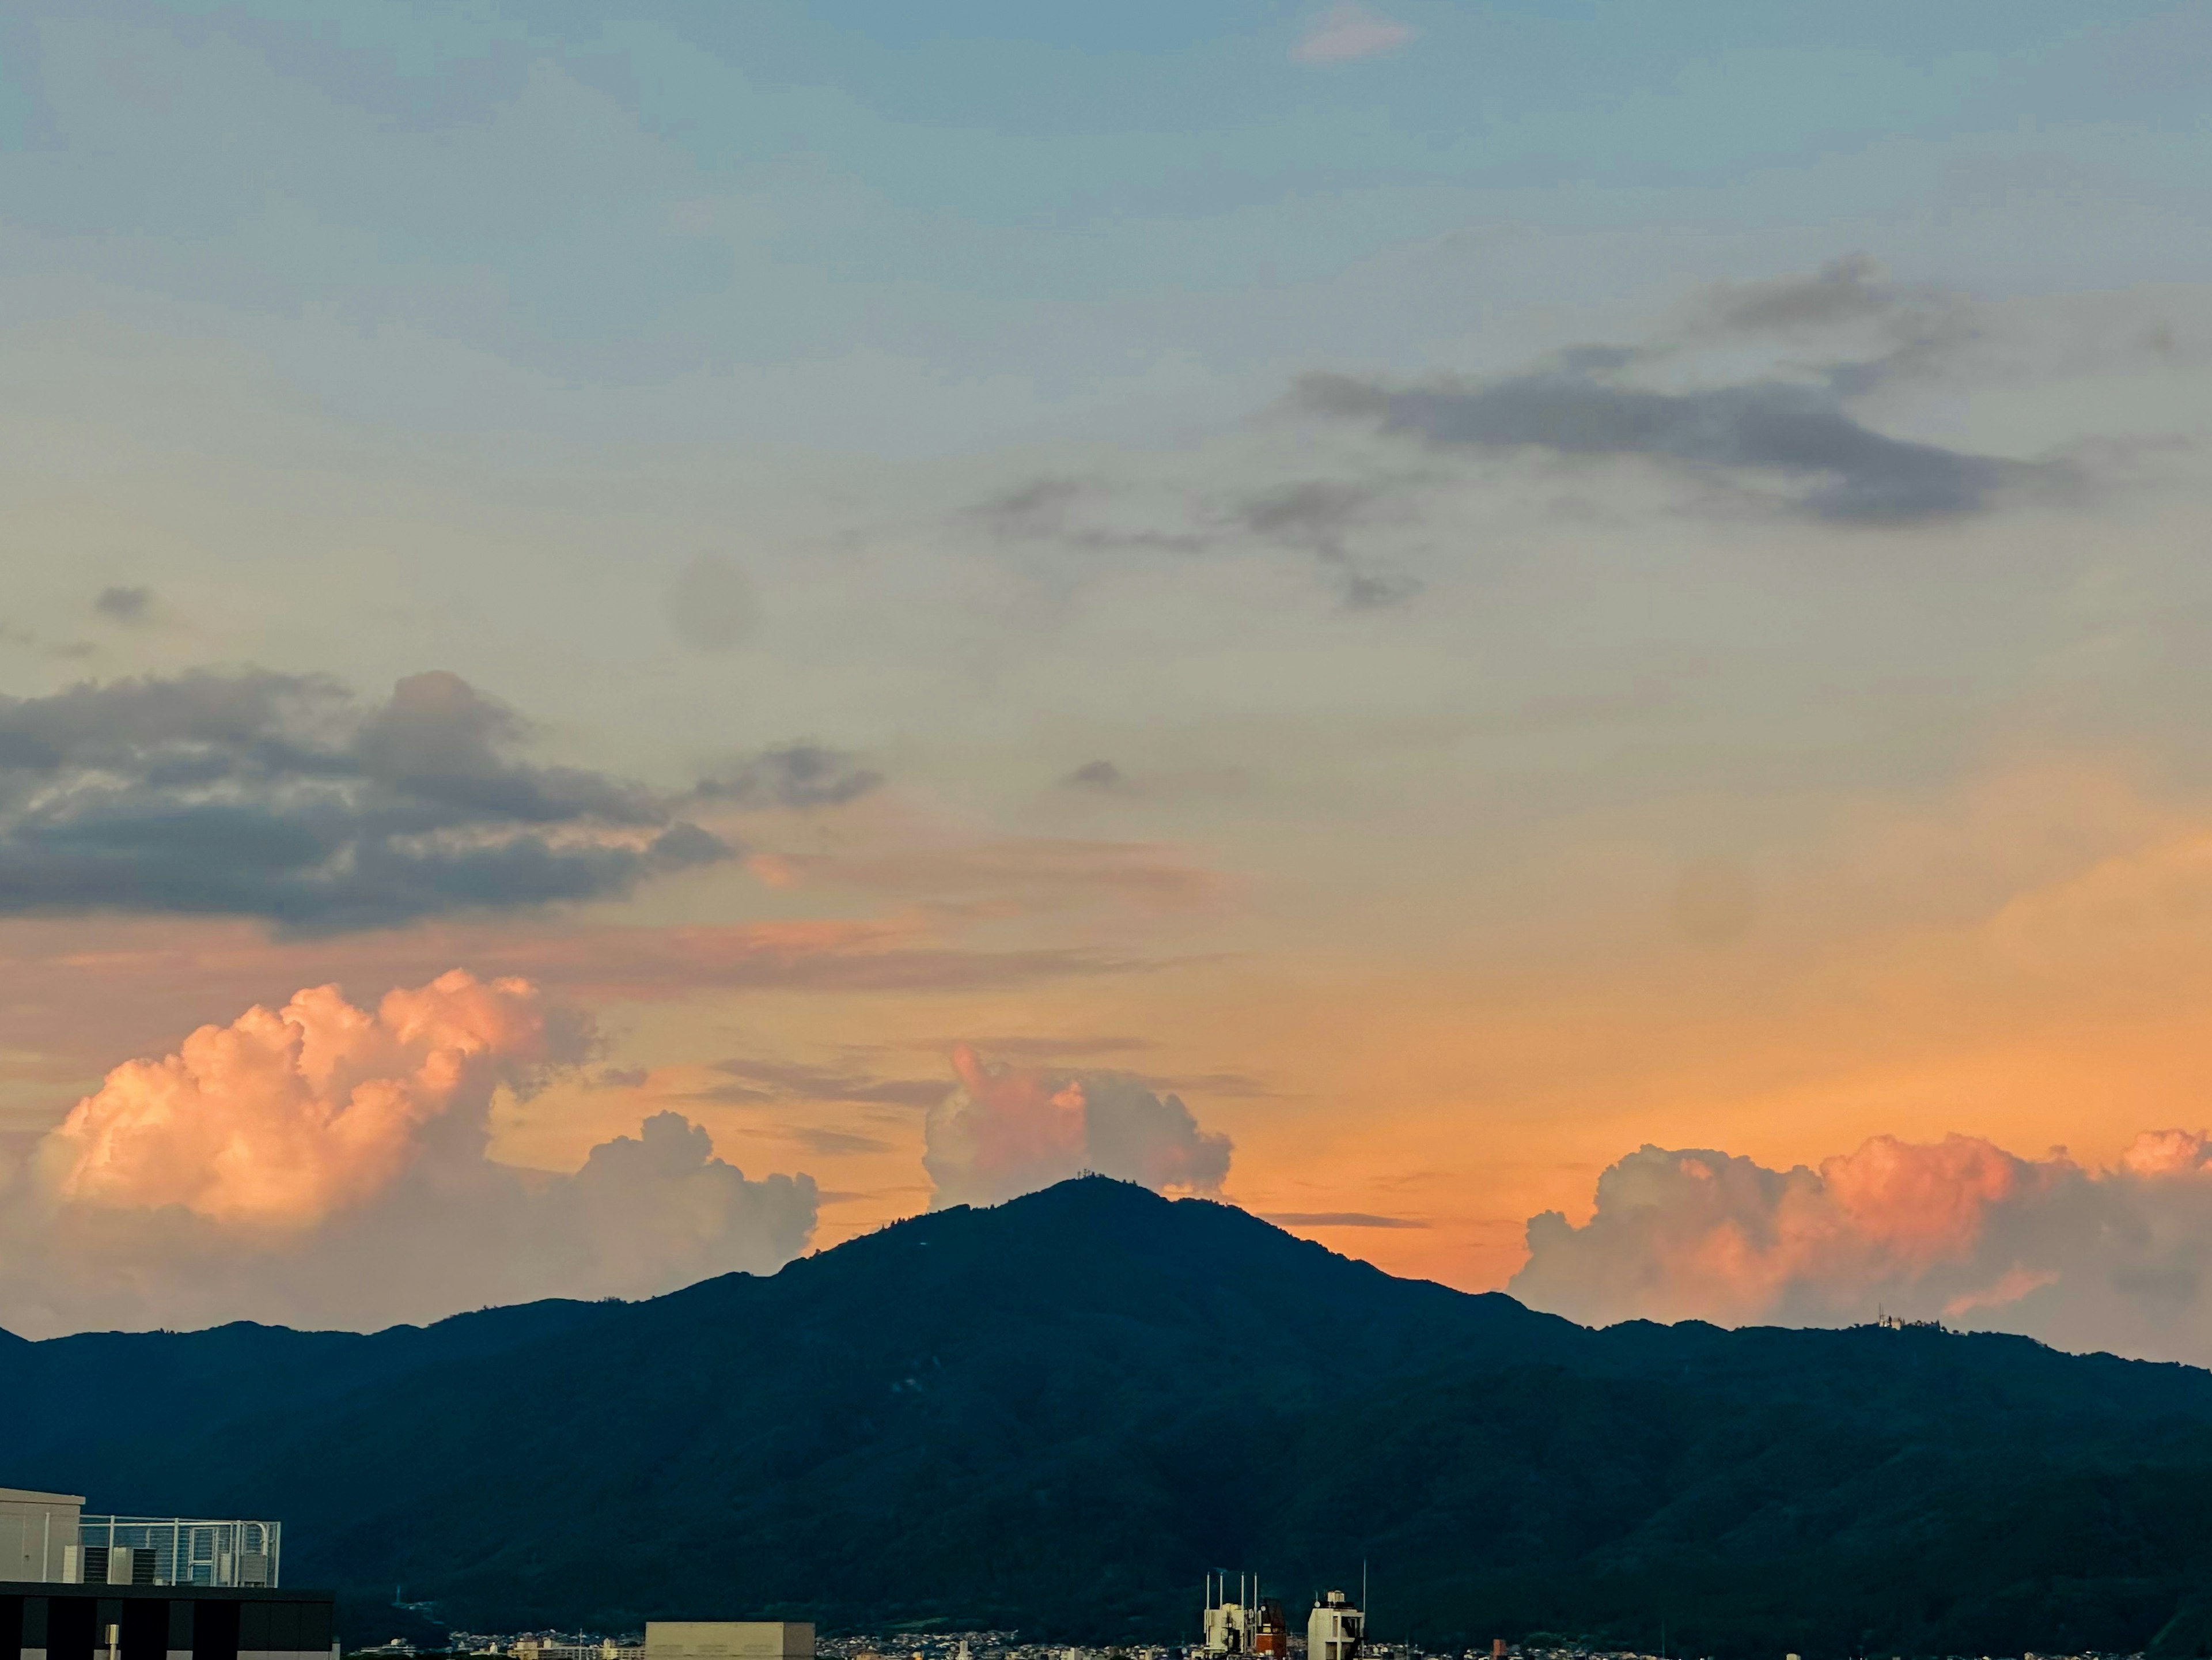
[0,622,92,662]
[708,1056,950,1109]
[1234,479,1415,607]
[787,1125,899,1156]
[970,477,1207,554]
[92,586,154,625]
[1060,759,1126,791]
[1289,255,2073,525]
[1297,365,2054,524]
[0,668,731,931]
[887,1033,1158,1061]
[1696,254,1902,332]
[971,474,1410,606]
[695,743,883,810]
[1262,1211,1428,1229]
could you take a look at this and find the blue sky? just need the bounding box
[5,0,2209,425]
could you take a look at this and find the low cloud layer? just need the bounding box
[923,1044,1231,1208]
[1512,1131,2212,1365]
[0,971,817,1336]
[0,668,729,931]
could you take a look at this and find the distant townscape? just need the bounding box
[364,1632,2150,1660]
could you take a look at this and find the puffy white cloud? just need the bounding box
[0,971,817,1336]
[1510,1129,2212,1364]
[923,1044,1231,1208]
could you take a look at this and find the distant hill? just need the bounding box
[9,1177,2212,1659]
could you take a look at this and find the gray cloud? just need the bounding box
[1297,365,2053,524]
[971,477,1207,554]
[1060,759,1126,791]
[1234,479,1416,607]
[92,586,153,625]
[1691,256,1980,396]
[1698,254,1899,332]
[1238,479,1374,551]
[972,474,1412,606]
[695,743,882,810]
[0,668,732,932]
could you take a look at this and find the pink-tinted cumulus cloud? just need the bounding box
[1511,1130,2212,1364]
[923,1045,1232,1208]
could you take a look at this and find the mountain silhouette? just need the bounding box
[9,1177,2212,1658]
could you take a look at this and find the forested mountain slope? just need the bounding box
[8,1178,2211,1659]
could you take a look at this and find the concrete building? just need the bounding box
[1202,1575,1284,1657]
[1306,1593,1362,1660]
[643,1626,813,1660]
[0,1496,279,1592]
[1,1485,327,1660]
[0,1493,82,1586]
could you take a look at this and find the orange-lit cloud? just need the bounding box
[0,971,819,1337]
[47,969,551,1228]
[1512,1129,2212,1364]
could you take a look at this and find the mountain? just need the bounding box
[7,1177,2212,1659]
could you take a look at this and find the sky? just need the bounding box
[10,0,2212,1356]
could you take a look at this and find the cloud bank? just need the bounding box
[1512,1131,2212,1364]
[923,1044,1231,1208]
[0,669,730,931]
[0,971,817,1336]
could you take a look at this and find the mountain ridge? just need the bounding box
[7,1178,2212,1659]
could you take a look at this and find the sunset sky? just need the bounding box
[11,1,2212,1357]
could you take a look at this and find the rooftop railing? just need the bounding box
[68,1516,281,1587]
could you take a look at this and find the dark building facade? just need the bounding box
[0,1583,334,1660]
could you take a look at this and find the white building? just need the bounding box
[1306,1592,1363,1660]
